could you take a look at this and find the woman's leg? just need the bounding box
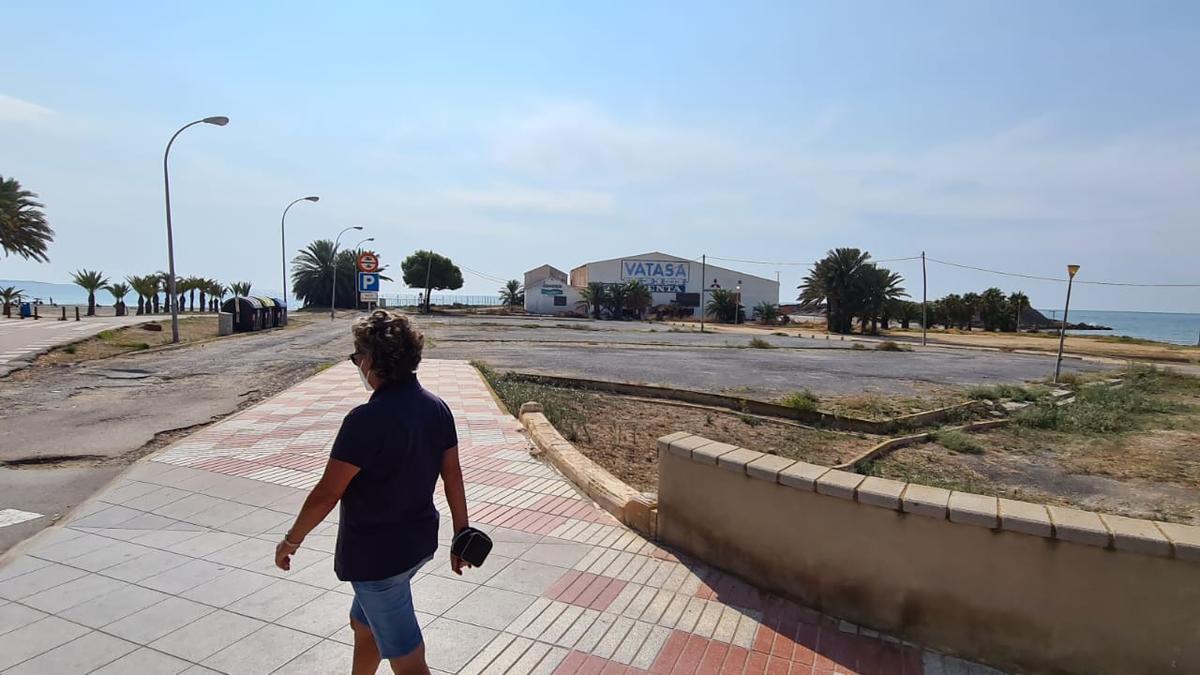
[351,615,382,675]
[387,643,430,675]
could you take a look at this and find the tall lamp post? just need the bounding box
[163,116,229,343]
[331,226,363,319]
[1053,264,1081,384]
[351,237,374,311]
[281,196,319,317]
[735,280,742,325]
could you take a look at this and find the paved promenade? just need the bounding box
[0,360,989,674]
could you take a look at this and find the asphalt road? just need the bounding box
[422,315,1112,398]
[0,314,352,554]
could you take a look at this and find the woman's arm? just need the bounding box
[275,457,360,570]
[441,445,471,574]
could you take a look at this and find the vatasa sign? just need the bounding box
[620,259,690,293]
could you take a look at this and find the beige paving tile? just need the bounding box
[5,630,138,675]
[150,609,266,662]
[202,623,321,675]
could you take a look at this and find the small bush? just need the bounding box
[932,430,984,454]
[781,390,819,414]
[967,384,1048,402]
[875,340,908,352]
[748,337,775,349]
[64,345,77,354]
[738,413,762,426]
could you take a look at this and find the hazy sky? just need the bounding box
[2,1,1198,311]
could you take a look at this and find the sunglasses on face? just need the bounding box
[349,352,364,366]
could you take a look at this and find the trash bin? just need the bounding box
[220,297,264,332]
[19,302,32,318]
[254,297,278,328]
[271,298,287,327]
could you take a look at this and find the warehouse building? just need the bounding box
[524,251,779,319]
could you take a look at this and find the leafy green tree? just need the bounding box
[753,301,780,325]
[499,279,524,307]
[291,240,353,308]
[0,176,54,262]
[706,288,739,323]
[858,266,907,334]
[624,281,653,319]
[71,269,109,316]
[577,282,607,319]
[961,292,981,331]
[1,286,24,317]
[401,250,463,313]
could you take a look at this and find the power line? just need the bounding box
[457,263,509,285]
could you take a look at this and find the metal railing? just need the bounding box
[378,294,504,307]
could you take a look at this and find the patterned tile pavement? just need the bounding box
[0,360,997,674]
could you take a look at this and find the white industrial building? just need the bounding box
[524,252,779,319]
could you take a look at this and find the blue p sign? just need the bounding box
[358,273,380,292]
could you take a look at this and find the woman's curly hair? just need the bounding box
[352,310,424,383]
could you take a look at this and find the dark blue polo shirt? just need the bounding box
[330,376,458,581]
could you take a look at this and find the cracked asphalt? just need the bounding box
[0,315,351,553]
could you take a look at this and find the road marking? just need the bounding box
[0,509,45,528]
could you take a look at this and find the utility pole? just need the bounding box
[700,254,707,332]
[921,251,928,346]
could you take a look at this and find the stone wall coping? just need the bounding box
[661,432,1200,562]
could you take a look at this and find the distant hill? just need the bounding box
[0,280,88,305]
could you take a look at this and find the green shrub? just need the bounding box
[748,337,775,349]
[931,430,984,454]
[64,345,77,354]
[781,390,819,414]
[967,384,1048,402]
[1015,370,1178,434]
[875,340,908,352]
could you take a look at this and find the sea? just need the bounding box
[1039,309,1200,347]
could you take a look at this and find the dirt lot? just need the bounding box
[481,372,881,492]
[867,367,1200,524]
[888,327,1200,364]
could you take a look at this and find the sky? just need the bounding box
[2,1,1199,312]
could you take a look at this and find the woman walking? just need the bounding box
[276,310,470,675]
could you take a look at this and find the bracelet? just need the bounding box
[283,535,302,548]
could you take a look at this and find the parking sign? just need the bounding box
[358,272,380,303]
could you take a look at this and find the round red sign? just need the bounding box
[357,252,379,273]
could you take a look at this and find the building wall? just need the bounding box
[582,253,779,318]
[524,278,582,315]
[657,435,1200,675]
[524,265,567,290]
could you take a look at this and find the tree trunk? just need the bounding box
[136,296,145,316]
[87,292,96,316]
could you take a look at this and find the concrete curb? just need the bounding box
[517,402,658,538]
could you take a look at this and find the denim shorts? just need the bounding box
[348,556,433,658]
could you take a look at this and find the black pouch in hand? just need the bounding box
[451,527,493,567]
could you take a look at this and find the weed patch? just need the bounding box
[931,429,984,454]
[748,337,775,349]
[967,384,1048,402]
[875,340,909,352]
[780,390,820,414]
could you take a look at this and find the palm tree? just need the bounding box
[0,176,55,262]
[126,275,152,315]
[706,288,739,323]
[858,266,907,334]
[978,287,1008,332]
[71,269,109,316]
[1010,291,1030,333]
[605,283,630,319]
[753,301,780,325]
[1,286,24,318]
[499,279,524,307]
[228,281,253,297]
[154,271,173,313]
[624,281,652,319]
[798,248,873,334]
[577,282,607,319]
[106,282,131,316]
[291,239,359,308]
[961,292,982,331]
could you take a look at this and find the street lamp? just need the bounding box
[1053,264,1081,384]
[735,280,742,325]
[331,226,363,319]
[352,237,375,311]
[281,196,319,316]
[163,116,229,343]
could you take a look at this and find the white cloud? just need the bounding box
[444,186,613,214]
[0,94,56,125]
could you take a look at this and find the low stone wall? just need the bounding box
[519,404,657,537]
[656,432,1200,674]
